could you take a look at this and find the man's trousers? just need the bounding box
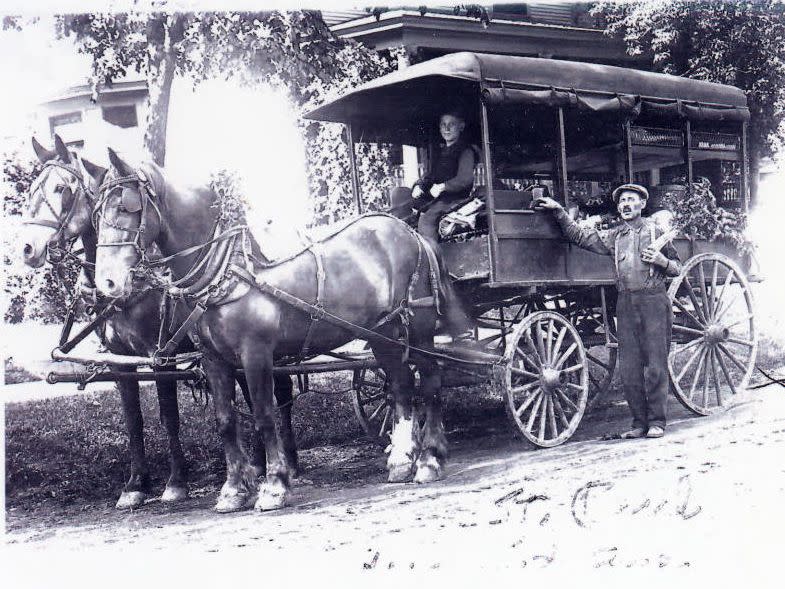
[616,288,672,430]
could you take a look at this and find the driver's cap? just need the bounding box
[612,183,649,203]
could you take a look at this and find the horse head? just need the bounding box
[22,135,105,268]
[93,148,164,298]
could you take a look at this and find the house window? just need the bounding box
[102,105,138,128]
[49,111,82,137]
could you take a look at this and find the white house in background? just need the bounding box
[34,78,149,162]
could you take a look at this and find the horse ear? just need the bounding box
[107,148,133,176]
[54,134,72,163]
[80,157,107,183]
[32,136,55,162]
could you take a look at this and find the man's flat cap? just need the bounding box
[611,183,649,203]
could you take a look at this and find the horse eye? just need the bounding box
[54,185,65,194]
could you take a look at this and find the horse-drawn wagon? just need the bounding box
[28,51,758,510]
[306,51,758,446]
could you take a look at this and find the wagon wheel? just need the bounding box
[667,253,757,415]
[352,368,393,445]
[543,293,618,412]
[497,310,589,448]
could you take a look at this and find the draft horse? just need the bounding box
[22,136,297,509]
[92,149,454,512]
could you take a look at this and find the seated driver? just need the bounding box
[412,109,477,244]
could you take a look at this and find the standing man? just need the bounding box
[536,184,681,439]
[412,109,477,243]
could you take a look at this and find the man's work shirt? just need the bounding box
[416,141,476,201]
[554,208,681,292]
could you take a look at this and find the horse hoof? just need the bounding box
[161,485,188,503]
[254,487,288,512]
[214,492,252,514]
[414,463,442,484]
[115,491,147,510]
[387,464,414,483]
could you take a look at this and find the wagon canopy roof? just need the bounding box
[305,52,749,137]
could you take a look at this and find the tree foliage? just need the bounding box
[593,0,785,161]
[56,10,397,223]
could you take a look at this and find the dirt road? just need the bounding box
[6,384,785,578]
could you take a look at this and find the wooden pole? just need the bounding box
[556,107,569,202]
[623,118,634,182]
[741,121,750,212]
[480,99,499,283]
[346,123,363,215]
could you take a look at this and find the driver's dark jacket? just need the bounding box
[553,208,682,290]
[414,141,475,202]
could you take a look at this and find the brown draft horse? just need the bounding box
[92,149,453,512]
[21,136,297,509]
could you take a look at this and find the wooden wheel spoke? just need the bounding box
[708,260,719,319]
[712,267,735,321]
[688,348,709,400]
[523,331,544,366]
[672,324,705,338]
[682,276,708,325]
[552,326,568,364]
[515,345,541,371]
[713,292,741,324]
[672,296,705,329]
[534,321,547,364]
[538,394,548,441]
[715,348,738,396]
[515,387,541,417]
[525,393,545,431]
[726,337,754,348]
[510,366,539,380]
[724,313,754,330]
[586,352,611,371]
[547,395,559,439]
[710,349,723,407]
[674,342,705,383]
[545,319,555,363]
[379,407,392,438]
[701,348,711,409]
[555,387,579,413]
[551,394,571,428]
[367,400,388,422]
[511,380,541,395]
[560,363,584,375]
[554,342,578,369]
[717,343,748,373]
[564,382,585,393]
[697,262,711,318]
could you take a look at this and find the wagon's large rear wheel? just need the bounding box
[497,310,589,447]
[668,253,757,415]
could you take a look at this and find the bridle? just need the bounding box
[93,167,162,267]
[25,159,91,264]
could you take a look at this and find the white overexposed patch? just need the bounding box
[166,78,310,260]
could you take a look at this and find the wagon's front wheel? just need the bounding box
[498,310,589,448]
[352,368,393,445]
[668,253,757,415]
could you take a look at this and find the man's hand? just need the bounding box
[412,185,424,199]
[533,196,562,211]
[641,246,669,268]
[430,183,446,198]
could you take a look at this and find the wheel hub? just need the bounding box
[540,367,562,392]
[704,324,729,345]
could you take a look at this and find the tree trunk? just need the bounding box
[143,15,180,167]
[143,50,176,167]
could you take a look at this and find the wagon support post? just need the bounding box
[345,123,363,215]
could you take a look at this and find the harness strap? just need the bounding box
[156,300,208,360]
[299,243,327,359]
